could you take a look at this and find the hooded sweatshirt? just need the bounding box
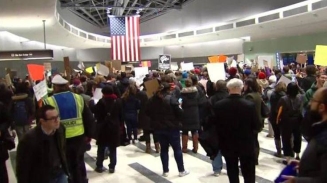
[304,82,319,108]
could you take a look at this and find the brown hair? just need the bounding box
[275,82,287,93]
[122,84,138,100]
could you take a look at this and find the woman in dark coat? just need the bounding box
[135,82,160,153]
[243,78,263,165]
[122,84,141,144]
[269,82,287,157]
[181,79,200,153]
[90,85,123,173]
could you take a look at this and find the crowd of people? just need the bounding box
[0,62,327,183]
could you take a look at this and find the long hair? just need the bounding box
[122,84,137,100]
[244,78,260,94]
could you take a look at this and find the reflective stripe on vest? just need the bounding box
[43,92,85,138]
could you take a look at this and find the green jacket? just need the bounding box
[245,92,263,131]
[304,83,318,108]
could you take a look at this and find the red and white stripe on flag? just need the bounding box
[111,16,141,62]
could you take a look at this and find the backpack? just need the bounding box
[13,100,29,126]
[102,99,119,128]
[285,97,303,122]
[262,87,273,103]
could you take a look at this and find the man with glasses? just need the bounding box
[16,105,70,183]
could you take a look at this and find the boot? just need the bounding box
[255,147,260,165]
[155,142,160,153]
[192,133,199,153]
[182,135,188,153]
[145,143,151,154]
[274,139,282,157]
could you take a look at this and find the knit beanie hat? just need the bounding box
[182,72,188,79]
[228,67,237,77]
[244,69,252,76]
[258,72,266,79]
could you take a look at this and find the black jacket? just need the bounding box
[90,96,123,147]
[0,101,12,162]
[16,125,70,183]
[295,121,327,183]
[214,94,261,157]
[181,86,200,131]
[117,77,130,95]
[135,90,150,130]
[298,75,316,92]
[146,93,183,130]
[269,91,286,123]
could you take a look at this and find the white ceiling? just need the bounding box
[0,0,327,49]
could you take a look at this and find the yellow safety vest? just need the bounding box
[43,92,85,138]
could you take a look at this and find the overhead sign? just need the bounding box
[0,50,54,60]
[158,54,171,70]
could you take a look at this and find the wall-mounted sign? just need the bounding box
[0,50,54,61]
[158,54,171,70]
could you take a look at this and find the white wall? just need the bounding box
[164,39,243,58]
[140,0,302,35]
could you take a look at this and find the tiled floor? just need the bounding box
[7,124,308,183]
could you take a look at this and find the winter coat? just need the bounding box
[122,96,141,121]
[117,78,130,95]
[181,86,200,131]
[90,95,123,147]
[146,93,183,130]
[0,101,12,162]
[244,92,264,131]
[295,121,327,183]
[214,94,261,157]
[304,83,318,108]
[135,90,150,130]
[298,75,316,92]
[209,90,229,106]
[257,79,269,91]
[16,125,70,183]
[269,91,286,123]
[11,93,35,126]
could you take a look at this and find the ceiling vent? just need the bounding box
[283,6,308,17]
[71,27,78,35]
[79,32,87,38]
[312,1,327,10]
[236,19,255,27]
[64,23,70,31]
[215,24,233,31]
[259,13,280,23]
[162,34,177,40]
[88,35,96,41]
[178,31,194,37]
[196,27,213,35]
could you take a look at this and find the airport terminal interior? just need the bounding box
[1,0,327,183]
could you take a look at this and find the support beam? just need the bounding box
[118,0,130,16]
[125,0,138,15]
[79,8,104,27]
[61,0,92,7]
[70,9,101,26]
[61,5,182,10]
[91,0,106,25]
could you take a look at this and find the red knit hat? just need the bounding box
[228,67,237,76]
[194,69,201,75]
[258,72,266,79]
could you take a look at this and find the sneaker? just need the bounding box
[213,172,220,177]
[95,167,105,173]
[179,170,190,177]
[109,168,115,173]
[162,172,169,177]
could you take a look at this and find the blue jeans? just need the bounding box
[50,171,68,183]
[125,119,138,140]
[212,151,223,173]
[155,130,185,173]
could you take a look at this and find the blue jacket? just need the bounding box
[123,96,140,121]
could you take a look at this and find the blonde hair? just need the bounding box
[94,75,106,84]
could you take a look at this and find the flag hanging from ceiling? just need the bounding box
[109,16,141,62]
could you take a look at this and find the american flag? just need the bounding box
[109,16,141,62]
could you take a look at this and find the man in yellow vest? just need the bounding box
[43,75,95,183]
